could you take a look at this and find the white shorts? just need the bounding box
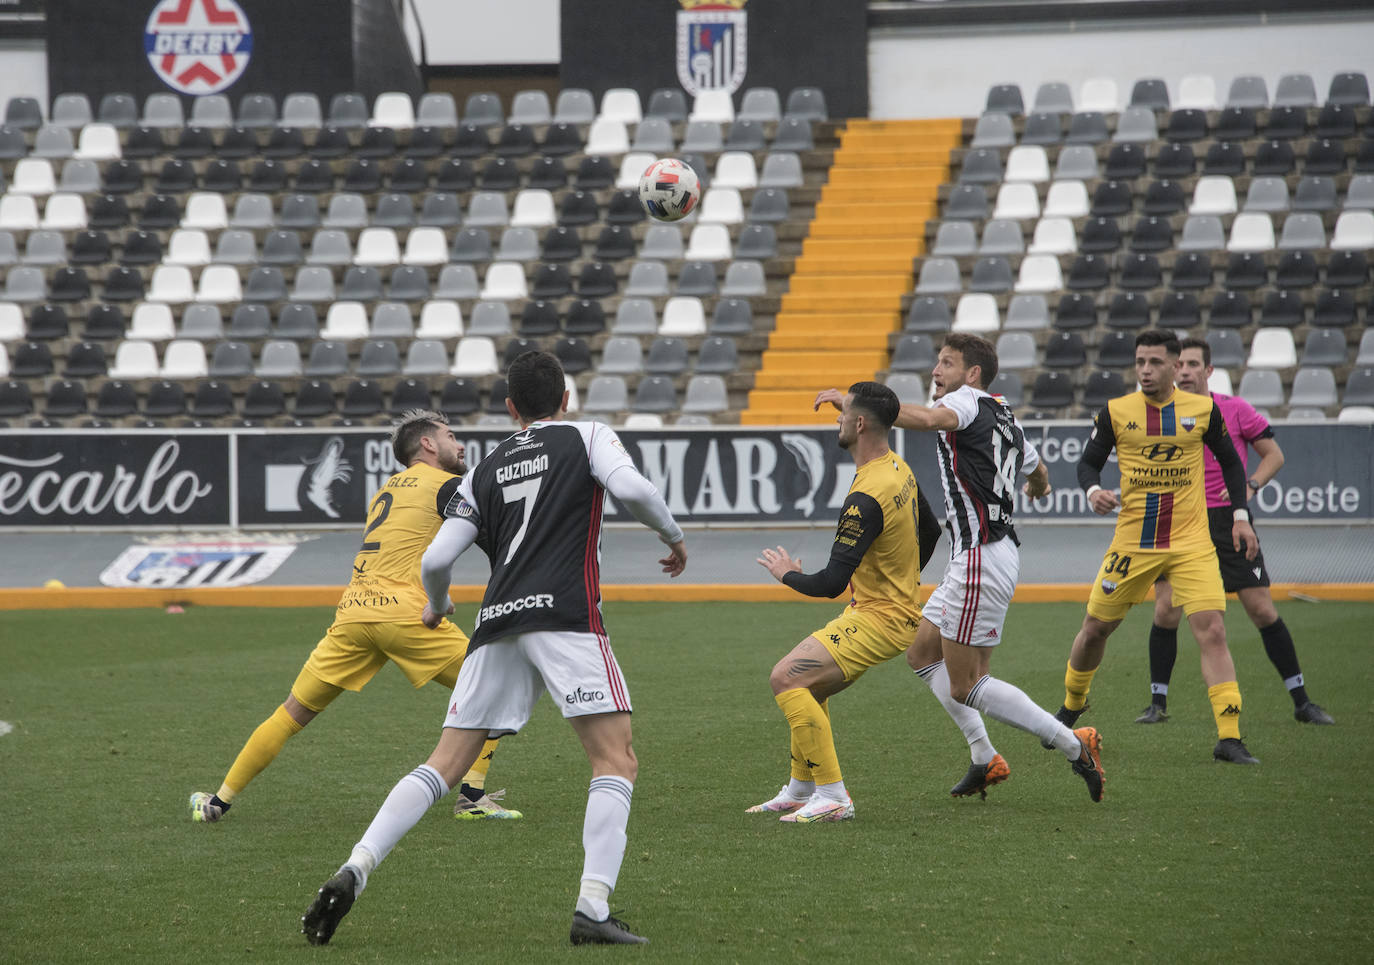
[443,630,632,735]
[924,536,1020,648]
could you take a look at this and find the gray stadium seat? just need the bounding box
[681,375,728,413]
[583,375,628,413]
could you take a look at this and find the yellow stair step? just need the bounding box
[846,118,964,135]
[780,292,904,312]
[768,332,891,350]
[825,167,946,186]
[818,184,940,203]
[772,312,897,332]
[759,349,888,370]
[807,221,932,239]
[792,255,915,273]
[788,274,910,295]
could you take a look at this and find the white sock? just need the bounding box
[353,764,450,887]
[785,778,815,800]
[815,779,848,803]
[966,675,1081,759]
[577,775,633,921]
[576,879,611,922]
[915,661,997,765]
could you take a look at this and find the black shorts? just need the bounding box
[1206,506,1270,592]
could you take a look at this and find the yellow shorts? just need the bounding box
[1086,544,1225,622]
[293,619,470,706]
[811,606,920,682]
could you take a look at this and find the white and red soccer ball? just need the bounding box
[638,158,701,222]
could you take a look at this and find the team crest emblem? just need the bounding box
[145,0,253,95]
[1101,579,1118,594]
[1181,416,1197,432]
[676,0,748,97]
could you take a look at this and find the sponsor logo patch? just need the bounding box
[145,0,253,95]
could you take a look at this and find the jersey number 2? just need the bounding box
[360,491,393,553]
[501,479,542,564]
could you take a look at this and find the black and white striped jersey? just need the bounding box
[932,385,1041,555]
[443,420,635,648]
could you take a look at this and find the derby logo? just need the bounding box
[145,0,253,95]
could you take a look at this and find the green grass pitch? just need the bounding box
[1,600,1370,964]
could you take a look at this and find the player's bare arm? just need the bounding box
[1023,462,1052,499]
[1248,437,1284,491]
[1201,401,1259,560]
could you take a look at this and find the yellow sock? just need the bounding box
[460,738,501,791]
[219,705,304,802]
[775,688,842,786]
[1208,681,1243,740]
[1064,662,1098,712]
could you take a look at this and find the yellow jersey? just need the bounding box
[1096,388,1233,553]
[834,451,923,622]
[333,462,462,625]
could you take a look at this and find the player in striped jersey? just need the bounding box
[881,334,1104,801]
[1057,331,1262,764]
[1138,337,1332,726]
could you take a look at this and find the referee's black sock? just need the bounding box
[1148,623,1178,709]
[1259,618,1308,707]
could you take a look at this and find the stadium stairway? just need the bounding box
[741,118,961,424]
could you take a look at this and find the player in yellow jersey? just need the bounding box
[1055,331,1262,764]
[751,381,928,822]
[189,409,520,822]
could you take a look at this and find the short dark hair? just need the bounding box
[506,350,566,421]
[391,408,447,465]
[942,333,999,388]
[1134,330,1181,356]
[847,381,900,431]
[1179,335,1210,367]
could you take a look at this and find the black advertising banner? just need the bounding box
[47,0,358,107]
[1,424,1370,529]
[0,433,229,526]
[561,0,868,119]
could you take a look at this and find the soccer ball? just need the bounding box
[638,158,701,222]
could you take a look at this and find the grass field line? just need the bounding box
[2,581,1373,610]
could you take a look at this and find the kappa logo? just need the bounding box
[828,633,841,645]
[1101,579,1118,594]
[1220,703,1241,716]
[145,0,253,95]
[676,0,749,96]
[842,504,864,519]
[1124,421,1141,431]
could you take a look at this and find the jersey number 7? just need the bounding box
[501,479,543,564]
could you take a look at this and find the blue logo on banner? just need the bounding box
[676,1,748,96]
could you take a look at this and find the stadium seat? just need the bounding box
[660,296,707,336]
[1228,213,1275,251]
[1288,368,1338,408]
[984,84,1024,115]
[1044,180,1089,218]
[1302,329,1348,367]
[1158,291,1200,328]
[1024,116,1065,149]
[1015,254,1064,292]
[1247,328,1298,368]
[1055,292,1097,330]
[1331,211,1374,250]
[915,258,961,294]
[1082,370,1127,408]
[1178,215,1226,252]
[1004,146,1050,183]
[945,184,989,221]
[1054,145,1099,181]
[994,332,1037,370]
[970,112,1014,148]
[905,296,951,333]
[1278,213,1326,250]
[1004,294,1049,330]
[1097,330,1137,366]
[993,183,1040,220]
[958,148,1002,185]
[980,219,1025,255]
[227,304,271,339]
[1065,112,1109,144]
[681,375,728,414]
[1029,371,1074,408]
[710,298,753,335]
[784,86,827,121]
[954,293,1000,332]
